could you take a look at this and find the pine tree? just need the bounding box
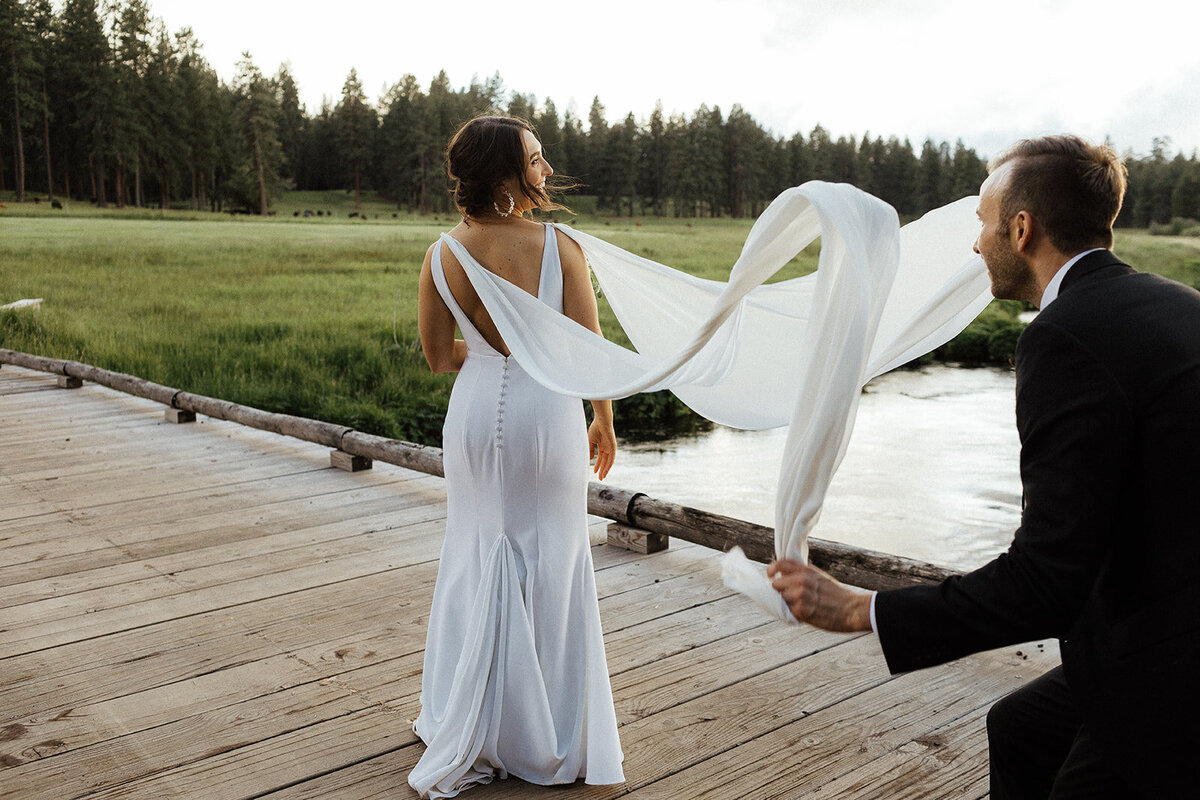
[725,105,768,218]
[233,52,283,214]
[917,138,947,212]
[335,68,375,210]
[378,73,425,209]
[692,105,726,216]
[664,111,696,216]
[175,28,219,210]
[27,0,55,200]
[608,112,637,216]
[1,0,37,201]
[1171,160,1200,221]
[506,91,535,121]
[949,139,986,201]
[58,0,114,204]
[533,99,563,173]
[110,0,154,206]
[274,64,305,188]
[143,25,185,208]
[561,109,587,193]
[806,125,832,182]
[785,131,810,186]
[639,102,667,215]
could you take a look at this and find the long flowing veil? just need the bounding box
[439,181,989,621]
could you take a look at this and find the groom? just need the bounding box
[769,134,1200,798]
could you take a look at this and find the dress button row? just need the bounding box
[495,362,510,449]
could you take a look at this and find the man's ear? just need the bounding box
[1011,210,1035,253]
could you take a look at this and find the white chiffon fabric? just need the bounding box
[441,181,990,623]
[410,225,624,798]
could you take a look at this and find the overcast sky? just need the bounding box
[145,0,1200,160]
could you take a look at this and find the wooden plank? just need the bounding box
[806,706,994,799]
[595,550,732,633]
[0,563,441,721]
[604,592,774,675]
[471,635,896,800]
[1,631,425,777]
[4,532,758,786]
[0,421,329,479]
[2,385,164,423]
[0,467,434,566]
[0,455,334,525]
[3,574,842,800]
[0,408,163,442]
[0,390,166,431]
[2,424,328,489]
[0,652,424,798]
[0,532,445,658]
[0,502,446,621]
[617,643,1056,800]
[77,706,423,800]
[3,550,768,788]
[0,472,442,593]
[204,629,889,800]
[254,744,421,800]
[0,523,700,719]
[610,622,858,726]
[0,378,57,396]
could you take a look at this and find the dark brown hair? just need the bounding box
[989,134,1127,253]
[445,115,574,219]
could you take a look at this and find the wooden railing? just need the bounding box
[1,348,960,590]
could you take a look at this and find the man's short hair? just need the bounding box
[990,135,1127,253]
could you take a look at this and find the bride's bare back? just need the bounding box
[438,218,548,356]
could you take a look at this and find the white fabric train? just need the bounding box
[440,181,990,622]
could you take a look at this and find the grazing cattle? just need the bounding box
[52,200,63,209]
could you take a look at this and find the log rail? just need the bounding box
[1,348,960,591]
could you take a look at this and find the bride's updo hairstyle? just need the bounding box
[446,115,573,219]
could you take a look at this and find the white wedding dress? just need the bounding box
[409,224,625,798]
[414,182,990,623]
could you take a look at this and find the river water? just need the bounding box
[606,365,1022,572]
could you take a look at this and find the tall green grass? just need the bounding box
[3,202,1196,445]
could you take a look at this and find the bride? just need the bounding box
[409,115,625,798]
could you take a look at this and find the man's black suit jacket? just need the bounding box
[875,250,1200,794]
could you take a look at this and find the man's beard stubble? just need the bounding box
[985,231,1040,305]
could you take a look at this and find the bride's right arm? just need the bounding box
[418,244,466,373]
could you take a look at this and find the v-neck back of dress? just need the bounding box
[431,223,563,358]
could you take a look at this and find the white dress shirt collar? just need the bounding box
[1039,248,1107,310]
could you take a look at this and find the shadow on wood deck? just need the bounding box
[0,365,1055,799]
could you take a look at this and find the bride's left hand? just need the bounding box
[588,419,617,481]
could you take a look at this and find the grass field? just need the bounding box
[4,193,1199,445]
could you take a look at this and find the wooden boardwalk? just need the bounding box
[0,364,1056,799]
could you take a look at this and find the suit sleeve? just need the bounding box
[875,320,1133,674]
